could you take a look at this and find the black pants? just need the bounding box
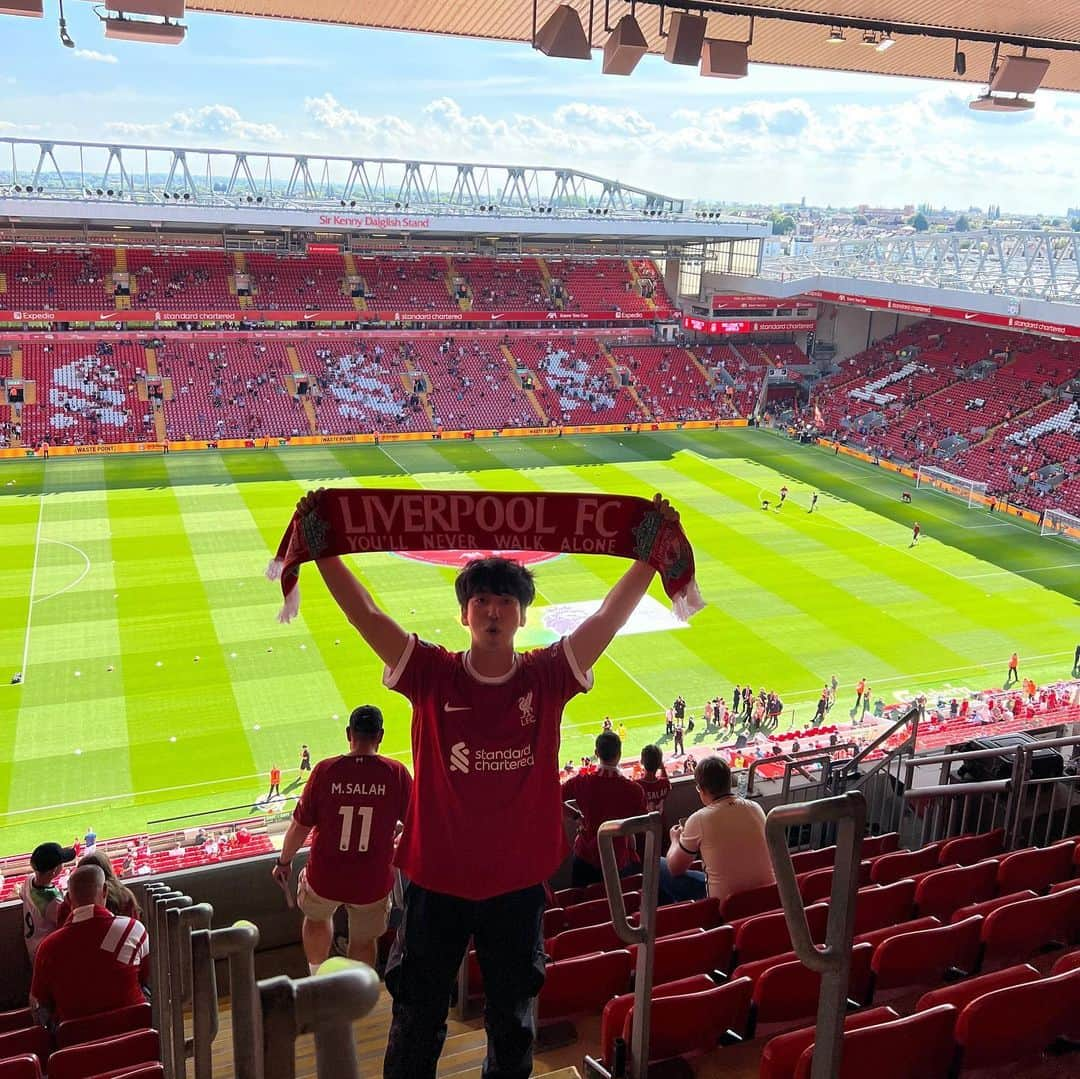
[384,881,546,1079]
[1074,645,1080,670]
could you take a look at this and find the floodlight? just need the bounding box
[826,27,845,44]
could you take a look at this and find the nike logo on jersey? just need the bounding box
[444,703,471,712]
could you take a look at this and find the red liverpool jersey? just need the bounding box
[385,634,591,900]
[293,754,413,904]
[563,769,646,868]
[635,773,672,815]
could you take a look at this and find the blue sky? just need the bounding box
[1,7,1078,214]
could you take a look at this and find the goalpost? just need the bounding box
[1040,507,1080,542]
[915,465,989,508]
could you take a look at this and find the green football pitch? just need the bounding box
[2,428,1078,856]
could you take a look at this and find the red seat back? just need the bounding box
[915,962,1040,1014]
[600,974,713,1065]
[854,879,916,934]
[794,1004,957,1079]
[938,828,1004,866]
[861,833,900,858]
[949,888,1036,924]
[734,903,829,966]
[871,915,983,993]
[854,916,940,954]
[1051,949,1080,976]
[547,920,622,961]
[89,1065,165,1079]
[542,907,567,937]
[645,896,721,936]
[789,846,836,874]
[623,977,753,1065]
[759,1007,898,1079]
[915,861,998,921]
[636,925,733,983]
[996,840,1077,895]
[0,1026,50,1066]
[955,965,1080,1068]
[870,843,943,885]
[47,1029,161,1079]
[796,867,835,905]
[537,950,632,1021]
[0,1010,34,1035]
[981,886,1080,965]
[719,881,781,921]
[581,874,643,902]
[56,1002,153,1050]
[563,892,641,931]
[0,1057,41,1079]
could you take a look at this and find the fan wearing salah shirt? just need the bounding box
[295,487,680,1079]
[31,865,149,1024]
[272,705,411,972]
[562,732,646,887]
[635,743,672,816]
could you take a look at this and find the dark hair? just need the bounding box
[640,744,664,774]
[455,557,536,610]
[694,755,732,798]
[595,731,622,764]
[349,705,384,738]
[77,851,140,919]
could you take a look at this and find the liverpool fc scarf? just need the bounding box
[267,489,703,624]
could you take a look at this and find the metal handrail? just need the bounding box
[191,920,262,1079]
[595,811,662,1079]
[766,792,866,1079]
[259,963,381,1079]
[166,903,213,1075]
[745,743,859,796]
[149,891,191,1079]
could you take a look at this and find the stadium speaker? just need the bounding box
[0,1,44,16]
[534,4,591,60]
[700,39,749,79]
[602,13,647,76]
[664,12,706,66]
[990,55,1050,94]
[957,733,1063,783]
[104,17,186,44]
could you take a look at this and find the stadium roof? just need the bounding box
[187,0,1080,93]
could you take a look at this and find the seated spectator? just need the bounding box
[659,756,775,905]
[31,864,149,1025]
[562,732,646,887]
[20,842,76,963]
[635,744,671,816]
[56,852,140,925]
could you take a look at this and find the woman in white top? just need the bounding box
[659,756,775,906]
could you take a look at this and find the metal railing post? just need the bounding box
[259,963,380,1079]
[766,792,866,1079]
[167,903,213,1075]
[595,811,662,1079]
[151,891,191,1079]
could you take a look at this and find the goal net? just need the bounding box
[1040,507,1080,542]
[915,466,989,508]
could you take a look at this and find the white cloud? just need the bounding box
[74,49,118,64]
[106,104,284,145]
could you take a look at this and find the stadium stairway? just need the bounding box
[501,344,550,424]
[285,346,319,434]
[342,253,368,311]
[600,342,653,422]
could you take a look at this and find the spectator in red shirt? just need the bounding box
[297,487,678,1079]
[31,864,149,1024]
[273,705,412,972]
[563,732,646,886]
[635,743,671,816]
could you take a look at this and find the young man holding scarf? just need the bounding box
[293,487,681,1079]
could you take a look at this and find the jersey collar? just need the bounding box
[463,649,519,685]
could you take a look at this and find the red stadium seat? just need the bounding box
[980,886,1080,966]
[563,892,640,930]
[949,889,1037,924]
[646,896,721,936]
[56,1003,153,1049]
[953,965,1080,1069]
[732,903,829,967]
[542,907,567,937]
[599,974,714,1065]
[1051,949,1080,976]
[46,1029,160,1079]
[547,920,622,962]
[621,977,753,1066]
[551,887,585,907]
[719,881,781,921]
[861,833,900,858]
[869,916,983,998]
[854,916,941,954]
[536,950,632,1021]
[938,828,1005,866]
[580,874,643,902]
[914,963,1040,1014]
[743,943,874,1037]
[869,842,944,885]
[915,861,998,921]
[630,925,733,983]
[789,846,837,874]
[0,1059,41,1079]
[759,1007,899,1079]
[996,839,1077,895]
[0,1026,50,1067]
[0,1011,33,1036]
[794,1004,958,1079]
[853,879,917,934]
[86,1066,165,1079]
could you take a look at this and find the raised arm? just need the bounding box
[568,493,677,672]
[298,489,410,668]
